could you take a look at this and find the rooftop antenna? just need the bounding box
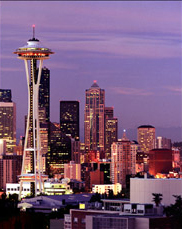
[32,24,35,39]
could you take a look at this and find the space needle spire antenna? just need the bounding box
[14,26,54,200]
[32,24,35,39]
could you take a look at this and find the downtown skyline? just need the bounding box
[0,1,182,142]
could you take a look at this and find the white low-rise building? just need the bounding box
[92,183,122,195]
[130,177,182,206]
[6,182,31,197]
[6,179,73,197]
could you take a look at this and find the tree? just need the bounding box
[152,193,163,207]
[89,193,101,202]
[164,195,182,229]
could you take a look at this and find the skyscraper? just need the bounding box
[111,132,136,187]
[0,102,16,154]
[104,107,118,159]
[84,81,105,151]
[46,122,71,177]
[0,89,12,102]
[137,125,155,153]
[38,67,50,123]
[60,101,79,140]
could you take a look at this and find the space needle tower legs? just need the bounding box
[14,26,54,200]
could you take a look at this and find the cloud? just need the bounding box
[164,86,182,94]
[45,32,181,60]
[110,86,153,96]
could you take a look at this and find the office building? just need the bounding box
[46,122,71,177]
[0,102,16,154]
[38,67,50,123]
[105,107,118,159]
[84,81,105,151]
[149,148,173,176]
[137,125,155,153]
[60,101,79,140]
[111,132,136,187]
[0,89,12,102]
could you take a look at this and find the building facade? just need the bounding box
[84,81,105,151]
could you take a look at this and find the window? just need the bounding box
[73,217,78,223]
[81,218,85,224]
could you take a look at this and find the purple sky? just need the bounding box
[0,1,182,141]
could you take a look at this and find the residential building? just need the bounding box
[111,132,136,187]
[64,161,81,181]
[137,125,155,153]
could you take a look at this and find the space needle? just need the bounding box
[14,25,54,199]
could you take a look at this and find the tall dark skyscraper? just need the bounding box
[38,67,50,123]
[0,89,12,102]
[104,107,118,159]
[60,101,79,140]
[46,122,71,176]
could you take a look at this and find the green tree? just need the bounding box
[152,193,163,206]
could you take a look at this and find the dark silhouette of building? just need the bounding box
[104,107,118,159]
[38,67,50,123]
[46,122,71,177]
[60,101,79,140]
